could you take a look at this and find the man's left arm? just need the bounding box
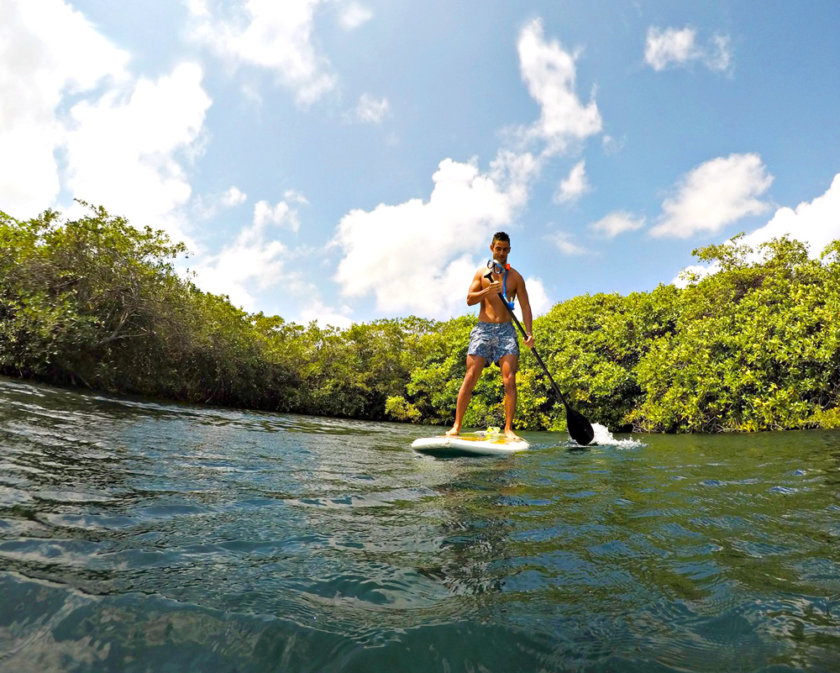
[516,272,535,349]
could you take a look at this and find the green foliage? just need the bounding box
[0,204,293,404]
[633,236,840,432]
[385,395,421,423]
[3,203,840,433]
[520,285,681,430]
[398,315,476,424]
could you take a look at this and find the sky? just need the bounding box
[2,0,839,328]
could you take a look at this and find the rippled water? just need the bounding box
[1,377,839,672]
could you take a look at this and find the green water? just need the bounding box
[0,377,838,672]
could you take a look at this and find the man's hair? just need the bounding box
[492,231,510,244]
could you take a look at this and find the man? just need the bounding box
[446,231,535,440]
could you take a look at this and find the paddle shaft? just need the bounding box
[497,292,572,411]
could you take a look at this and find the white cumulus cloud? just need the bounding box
[517,18,602,156]
[330,18,599,319]
[590,211,646,237]
[0,0,129,218]
[0,1,211,245]
[339,2,373,30]
[740,172,840,257]
[222,186,248,207]
[554,160,589,204]
[353,93,390,124]
[254,199,300,232]
[672,173,840,285]
[333,156,533,319]
[64,63,212,247]
[644,26,732,73]
[547,231,587,256]
[187,0,336,105]
[297,299,354,329]
[650,153,773,239]
[191,193,306,310]
[521,276,551,318]
[671,263,716,289]
[194,185,248,219]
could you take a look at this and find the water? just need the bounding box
[1,377,839,673]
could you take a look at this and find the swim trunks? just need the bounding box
[468,321,519,364]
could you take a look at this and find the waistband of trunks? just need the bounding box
[475,321,514,329]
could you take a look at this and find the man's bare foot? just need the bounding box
[445,427,460,437]
[504,428,522,440]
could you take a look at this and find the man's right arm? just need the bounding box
[467,269,501,306]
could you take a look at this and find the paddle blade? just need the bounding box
[566,406,595,446]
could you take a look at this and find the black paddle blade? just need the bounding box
[566,406,595,446]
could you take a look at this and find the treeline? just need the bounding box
[2,204,839,432]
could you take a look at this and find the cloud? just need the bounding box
[590,211,645,237]
[330,19,600,319]
[64,63,212,247]
[554,160,589,204]
[352,93,390,124]
[705,35,733,72]
[187,0,336,105]
[333,156,533,318]
[283,189,309,205]
[0,1,211,244]
[297,300,354,329]
[517,18,602,156]
[740,172,840,256]
[671,263,716,289]
[194,185,248,219]
[672,173,840,285]
[191,193,305,310]
[547,231,587,256]
[644,26,732,73]
[254,199,300,232]
[222,186,248,207]
[602,134,625,155]
[0,0,129,218]
[339,2,373,31]
[521,277,551,318]
[650,153,773,239]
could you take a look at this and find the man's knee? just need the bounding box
[503,373,516,393]
[499,358,517,389]
[463,370,480,390]
[463,358,485,386]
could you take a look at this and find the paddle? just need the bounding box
[486,263,595,446]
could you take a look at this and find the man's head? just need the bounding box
[490,231,511,265]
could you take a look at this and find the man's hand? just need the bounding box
[484,271,503,297]
[523,333,535,349]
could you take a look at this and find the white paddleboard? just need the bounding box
[411,431,529,456]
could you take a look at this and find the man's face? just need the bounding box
[490,239,510,265]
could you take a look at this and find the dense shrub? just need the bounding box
[3,205,839,432]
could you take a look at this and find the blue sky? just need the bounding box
[2,0,839,327]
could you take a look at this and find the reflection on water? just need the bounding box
[1,376,839,672]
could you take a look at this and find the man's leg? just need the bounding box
[446,355,486,435]
[499,354,520,439]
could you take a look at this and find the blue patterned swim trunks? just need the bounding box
[468,321,519,364]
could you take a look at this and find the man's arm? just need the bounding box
[515,272,535,349]
[466,269,501,306]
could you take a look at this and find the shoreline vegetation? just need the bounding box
[2,203,839,433]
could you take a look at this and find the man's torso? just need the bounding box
[477,266,519,323]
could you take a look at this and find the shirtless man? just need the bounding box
[446,232,535,440]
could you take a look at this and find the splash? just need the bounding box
[590,423,646,449]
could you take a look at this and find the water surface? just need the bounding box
[1,377,839,672]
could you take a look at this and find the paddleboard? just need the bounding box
[411,431,529,456]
